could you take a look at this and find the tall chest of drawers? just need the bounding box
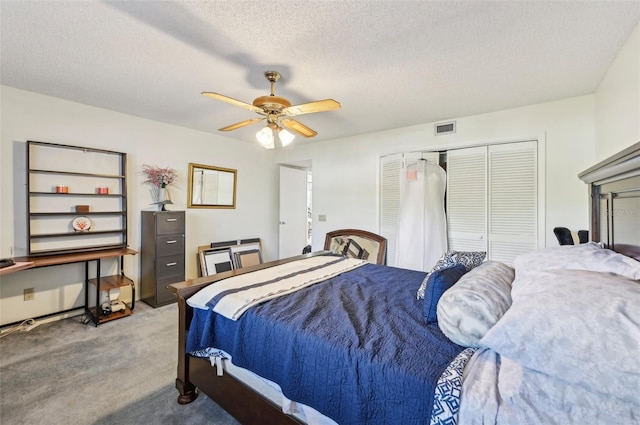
[140,211,185,307]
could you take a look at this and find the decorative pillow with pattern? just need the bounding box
[430,347,477,425]
[436,261,514,347]
[417,250,486,299]
[423,264,467,323]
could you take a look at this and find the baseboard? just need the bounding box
[0,307,84,331]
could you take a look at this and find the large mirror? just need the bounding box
[188,163,237,209]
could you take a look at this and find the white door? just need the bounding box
[446,146,488,252]
[446,141,539,264]
[279,166,308,259]
[487,141,538,263]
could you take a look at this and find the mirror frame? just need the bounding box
[187,162,237,209]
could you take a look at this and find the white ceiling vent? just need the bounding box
[435,121,456,135]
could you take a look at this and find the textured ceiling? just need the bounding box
[1,1,639,145]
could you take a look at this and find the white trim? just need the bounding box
[537,132,547,249]
[380,135,541,159]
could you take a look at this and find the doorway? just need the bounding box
[279,165,312,259]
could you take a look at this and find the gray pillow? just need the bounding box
[436,261,514,347]
[513,242,640,280]
[480,269,640,405]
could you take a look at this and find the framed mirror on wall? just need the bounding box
[188,163,237,209]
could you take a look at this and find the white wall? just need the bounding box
[276,95,596,253]
[595,22,640,160]
[0,86,279,325]
[5,42,630,325]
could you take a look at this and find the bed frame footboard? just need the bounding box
[169,252,329,424]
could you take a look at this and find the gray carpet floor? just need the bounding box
[0,303,240,425]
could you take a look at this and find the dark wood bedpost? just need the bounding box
[173,288,198,404]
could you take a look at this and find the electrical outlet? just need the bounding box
[24,288,35,301]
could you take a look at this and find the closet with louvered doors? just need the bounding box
[446,141,538,264]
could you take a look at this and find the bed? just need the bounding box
[170,141,640,425]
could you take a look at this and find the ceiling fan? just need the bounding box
[202,71,341,149]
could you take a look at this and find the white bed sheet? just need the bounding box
[459,348,640,425]
[210,350,338,425]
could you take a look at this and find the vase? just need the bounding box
[150,186,172,211]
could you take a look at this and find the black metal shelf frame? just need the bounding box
[26,140,129,256]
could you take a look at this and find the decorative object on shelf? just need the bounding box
[97,186,109,194]
[141,164,177,211]
[102,288,125,314]
[75,205,90,213]
[72,216,92,232]
[55,185,69,193]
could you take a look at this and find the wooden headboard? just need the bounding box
[579,141,640,260]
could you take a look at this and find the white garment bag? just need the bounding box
[394,160,447,271]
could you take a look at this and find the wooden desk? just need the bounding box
[0,261,35,276]
[11,248,137,326]
[13,248,137,268]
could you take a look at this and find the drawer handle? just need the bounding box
[165,240,177,244]
[166,218,177,222]
[166,262,177,267]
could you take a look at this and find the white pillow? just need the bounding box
[480,269,640,405]
[513,242,640,280]
[436,261,514,348]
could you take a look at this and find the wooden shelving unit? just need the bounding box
[87,271,135,325]
[23,141,135,325]
[26,140,128,257]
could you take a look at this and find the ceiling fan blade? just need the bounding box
[202,92,264,113]
[283,99,341,116]
[219,118,264,131]
[281,119,318,138]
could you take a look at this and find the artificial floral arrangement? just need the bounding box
[141,164,178,188]
[141,165,178,210]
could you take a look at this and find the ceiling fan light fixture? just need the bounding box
[279,128,295,147]
[204,70,341,143]
[256,126,275,149]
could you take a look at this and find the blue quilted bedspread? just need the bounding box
[187,263,464,425]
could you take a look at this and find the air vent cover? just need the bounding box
[435,121,456,135]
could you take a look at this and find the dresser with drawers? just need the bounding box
[140,210,185,307]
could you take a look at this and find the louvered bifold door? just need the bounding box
[488,141,537,264]
[446,147,488,252]
[380,153,403,266]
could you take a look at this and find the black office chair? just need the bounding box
[553,227,588,245]
[302,245,312,254]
